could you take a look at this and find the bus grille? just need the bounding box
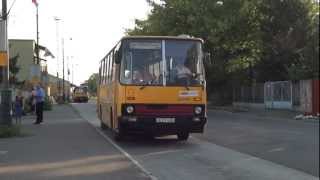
[134,104,194,116]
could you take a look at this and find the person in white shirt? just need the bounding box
[174,61,193,85]
[176,62,192,79]
[34,84,45,124]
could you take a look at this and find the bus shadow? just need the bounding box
[100,127,197,148]
[118,134,194,148]
[101,129,198,157]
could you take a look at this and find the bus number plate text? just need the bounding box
[156,118,175,123]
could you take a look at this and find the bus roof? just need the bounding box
[121,36,204,43]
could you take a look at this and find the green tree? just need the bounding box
[127,0,318,104]
[254,0,316,81]
[86,73,98,96]
[9,54,22,86]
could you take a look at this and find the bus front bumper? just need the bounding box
[73,96,88,102]
[118,116,207,136]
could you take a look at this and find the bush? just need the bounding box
[0,125,21,138]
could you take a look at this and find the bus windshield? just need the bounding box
[120,39,205,86]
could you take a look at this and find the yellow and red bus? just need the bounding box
[97,36,207,140]
[72,86,89,103]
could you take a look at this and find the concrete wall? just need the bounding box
[296,80,313,113]
[312,80,319,115]
[9,39,35,82]
[47,74,71,98]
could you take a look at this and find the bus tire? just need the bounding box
[114,131,124,141]
[177,132,189,141]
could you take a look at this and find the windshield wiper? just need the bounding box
[180,77,191,90]
[184,81,190,90]
[139,80,154,90]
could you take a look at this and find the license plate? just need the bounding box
[156,118,175,123]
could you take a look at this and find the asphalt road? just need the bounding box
[72,101,319,180]
[196,110,319,177]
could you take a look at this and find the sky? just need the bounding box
[4,0,151,85]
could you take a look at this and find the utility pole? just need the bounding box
[0,0,12,125]
[72,63,74,85]
[54,17,61,97]
[35,3,39,65]
[62,38,65,102]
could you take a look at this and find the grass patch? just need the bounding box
[0,125,24,138]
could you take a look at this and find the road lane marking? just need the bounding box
[140,149,183,158]
[0,151,8,155]
[189,136,318,180]
[268,147,285,153]
[72,103,158,180]
[74,104,318,180]
[93,127,158,180]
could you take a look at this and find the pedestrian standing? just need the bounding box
[30,87,36,115]
[34,84,45,124]
[14,95,23,124]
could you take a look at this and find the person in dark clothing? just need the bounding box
[34,84,45,124]
[31,88,36,114]
[14,95,23,124]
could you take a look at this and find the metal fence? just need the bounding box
[234,80,315,111]
[233,83,264,103]
[264,81,292,109]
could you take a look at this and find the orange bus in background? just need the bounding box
[72,86,89,103]
[97,36,208,141]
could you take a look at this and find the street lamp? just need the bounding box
[66,38,73,83]
[54,17,61,98]
[72,63,79,85]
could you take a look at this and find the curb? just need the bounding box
[70,105,157,180]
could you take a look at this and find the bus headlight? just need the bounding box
[194,106,202,115]
[126,105,134,114]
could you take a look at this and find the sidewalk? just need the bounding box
[0,105,150,180]
[208,105,319,122]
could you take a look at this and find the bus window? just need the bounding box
[165,40,204,86]
[120,40,162,85]
[120,52,133,84]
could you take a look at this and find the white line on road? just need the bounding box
[140,149,183,158]
[268,147,285,153]
[189,136,318,180]
[72,104,157,180]
[0,151,8,155]
[93,127,158,180]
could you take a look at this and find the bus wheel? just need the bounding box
[114,131,124,141]
[177,132,189,141]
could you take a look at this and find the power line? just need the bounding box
[0,0,16,18]
[7,0,17,17]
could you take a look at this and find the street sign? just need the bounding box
[0,52,8,66]
[0,21,8,67]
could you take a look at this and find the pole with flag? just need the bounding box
[32,0,40,65]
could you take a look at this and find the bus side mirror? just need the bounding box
[204,52,212,66]
[115,51,122,64]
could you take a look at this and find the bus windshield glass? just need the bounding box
[120,39,204,86]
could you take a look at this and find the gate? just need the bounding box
[264,81,293,109]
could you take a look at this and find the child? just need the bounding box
[14,95,23,124]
